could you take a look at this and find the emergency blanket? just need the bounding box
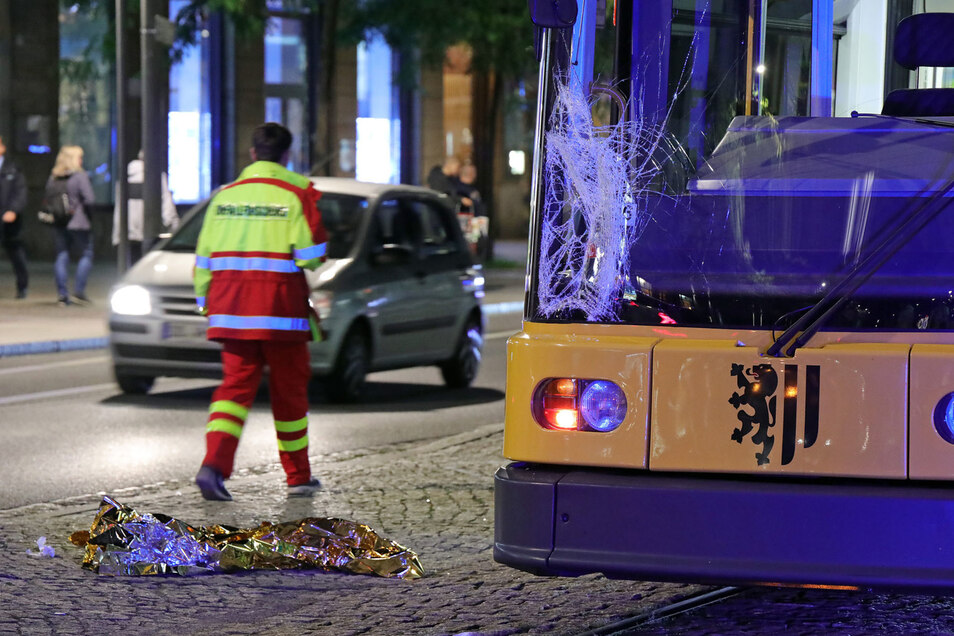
[69,495,424,579]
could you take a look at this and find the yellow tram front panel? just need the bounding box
[909,344,954,479]
[504,322,657,468]
[650,341,910,478]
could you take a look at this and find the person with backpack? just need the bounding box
[0,134,28,299]
[43,145,95,306]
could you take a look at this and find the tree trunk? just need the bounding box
[316,0,339,176]
[472,69,502,261]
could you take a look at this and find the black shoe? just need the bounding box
[195,465,232,501]
[71,293,91,306]
[15,289,26,300]
[287,477,322,498]
[57,296,71,307]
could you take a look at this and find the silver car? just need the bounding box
[108,177,485,402]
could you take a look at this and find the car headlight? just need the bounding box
[310,290,334,321]
[110,285,152,316]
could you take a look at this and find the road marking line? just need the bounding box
[0,355,108,376]
[484,301,523,315]
[0,383,116,406]
[486,330,518,340]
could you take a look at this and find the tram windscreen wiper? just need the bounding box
[767,136,954,357]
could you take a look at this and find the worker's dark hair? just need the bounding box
[252,122,292,163]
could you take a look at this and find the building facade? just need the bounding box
[4,1,943,265]
[0,1,538,264]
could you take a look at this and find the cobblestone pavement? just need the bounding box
[0,424,706,635]
[628,585,954,635]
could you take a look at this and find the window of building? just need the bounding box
[356,35,401,184]
[834,0,889,116]
[442,46,473,163]
[59,4,112,202]
[761,0,813,116]
[265,6,310,174]
[168,0,213,203]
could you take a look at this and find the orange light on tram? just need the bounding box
[554,378,577,395]
[551,409,578,429]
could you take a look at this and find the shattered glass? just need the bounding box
[534,2,954,332]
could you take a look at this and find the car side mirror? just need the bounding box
[371,243,414,266]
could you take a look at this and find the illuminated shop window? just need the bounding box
[168,0,212,203]
[356,35,401,184]
[265,9,310,173]
[443,45,473,163]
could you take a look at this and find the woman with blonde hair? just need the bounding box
[44,145,95,306]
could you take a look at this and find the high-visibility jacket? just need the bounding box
[193,161,327,342]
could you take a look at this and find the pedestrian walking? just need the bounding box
[112,150,179,266]
[0,134,28,298]
[43,145,95,306]
[193,122,328,501]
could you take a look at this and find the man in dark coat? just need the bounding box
[426,156,462,209]
[0,134,28,298]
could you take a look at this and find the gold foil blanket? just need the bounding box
[69,496,424,579]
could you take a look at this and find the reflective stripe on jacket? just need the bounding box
[193,161,327,341]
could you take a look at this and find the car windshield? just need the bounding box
[163,192,369,258]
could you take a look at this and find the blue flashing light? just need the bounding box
[932,392,954,445]
[579,380,626,432]
[27,145,51,154]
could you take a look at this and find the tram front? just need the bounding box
[495,0,954,589]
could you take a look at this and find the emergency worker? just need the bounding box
[193,123,327,501]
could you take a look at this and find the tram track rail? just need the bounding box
[574,586,745,635]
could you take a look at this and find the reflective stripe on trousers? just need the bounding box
[202,339,313,485]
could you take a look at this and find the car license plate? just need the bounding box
[162,322,207,339]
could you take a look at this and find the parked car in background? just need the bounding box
[108,177,485,402]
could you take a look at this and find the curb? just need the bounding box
[0,336,109,359]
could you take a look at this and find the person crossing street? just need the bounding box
[193,123,327,501]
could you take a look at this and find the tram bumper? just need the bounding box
[494,462,954,590]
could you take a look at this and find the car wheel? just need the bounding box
[115,371,155,395]
[440,318,482,388]
[326,328,369,403]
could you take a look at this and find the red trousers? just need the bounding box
[202,339,312,485]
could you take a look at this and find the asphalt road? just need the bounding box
[0,310,521,510]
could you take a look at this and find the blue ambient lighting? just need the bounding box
[932,392,954,445]
[579,381,626,432]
